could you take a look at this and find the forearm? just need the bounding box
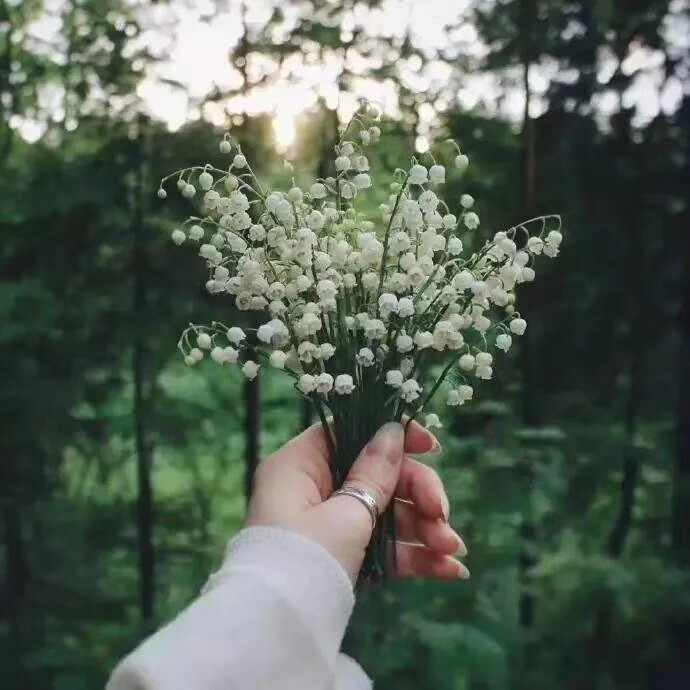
[107,527,371,690]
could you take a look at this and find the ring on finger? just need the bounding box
[332,485,379,527]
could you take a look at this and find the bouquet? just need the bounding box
[159,103,562,581]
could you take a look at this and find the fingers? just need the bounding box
[333,423,405,530]
[395,543,470,580]
[402,417,440,455]
[394,499,467,556]
[279,419,438,504]
[296,421,332,460]
[312,422,405,581]
[396,456,450,521]
[253,422,334,505]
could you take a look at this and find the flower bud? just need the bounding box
[298,374,316,394]
[334,374,355,394]
[242,360,259,380]
[310,183,327,199]
[269,351,287,369]
[199,171,213,190]
[425,413,442,429]
[496,334,512,352]
[429,164,446,185]
[464,212,480,230]
[546,230,563,247]
[197,333,212,350]
[455,154,469,171]
[223,346,239,364]
[459,354,475,371]
[335,155,350,171]
[509,318,527,335]
[227,326,246,345]
[183,225,201,243]
[386,369,404,388]
[288,187,303,203]
[408,164,428,185]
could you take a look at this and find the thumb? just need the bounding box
[307,422,405,581]
[341,422,405,515]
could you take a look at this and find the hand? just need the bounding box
[246,420,469,583]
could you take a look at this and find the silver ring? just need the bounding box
[332,485,379,527]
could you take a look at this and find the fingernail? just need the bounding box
[420,434,443,456]
[424,437,443,456]
[441,492,450,522]
[454,534,468,557]
[457,562,470,580]
[368,422,404,465]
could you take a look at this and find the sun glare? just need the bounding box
[273,109,297,152]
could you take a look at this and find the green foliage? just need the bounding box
[1,0,688,689]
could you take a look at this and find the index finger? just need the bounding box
[281,419,438,497]
[396,456,448,521]
[300,416,437,458]
[403,417,439,455]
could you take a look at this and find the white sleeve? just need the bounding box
[106,526,372,690]
[335,653,373,690]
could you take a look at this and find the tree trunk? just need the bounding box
[607,342,642,558]
[1,499,30,688]
[235,0,262,505]
[672,97,690,564]
[605,81,644,562]
[317,105,340,181]
[0,0,16,169]
[131,121,155,627]
[517,0,538,641]
[587,82,646,690]
[2,500,29,609]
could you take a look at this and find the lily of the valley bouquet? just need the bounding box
[160,103,562,580]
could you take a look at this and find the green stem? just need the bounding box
[375,173,409,311]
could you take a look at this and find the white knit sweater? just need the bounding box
[107,526,372,690]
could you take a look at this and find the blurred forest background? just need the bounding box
[1,0,689,688]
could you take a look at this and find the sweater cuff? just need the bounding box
[205,526,355,658]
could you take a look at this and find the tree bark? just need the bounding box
[607,341,642,558]
[132,120,155,626]
[605,81,645,562]
[2,500,29,609]
[586,75,646,690]
[235,0,262,505]
[517,0,538,638]
[672,97,690,564]
[1,499,30,688]
[0,0,16,169]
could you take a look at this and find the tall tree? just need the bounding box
[130,116,156,626]
[671,95,690,563]
[0,0,169,642]
[473,0,550,654]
